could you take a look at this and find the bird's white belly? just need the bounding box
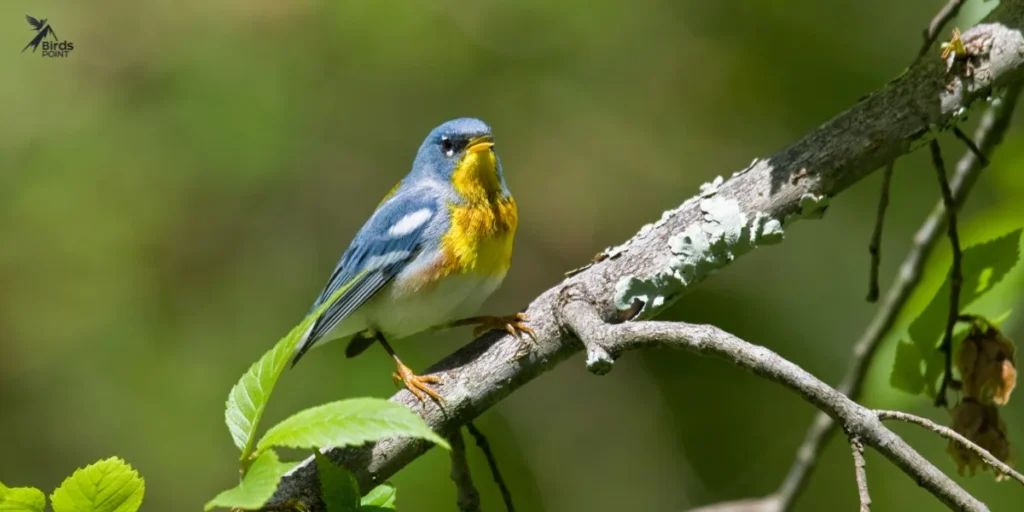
[331,271,506,341]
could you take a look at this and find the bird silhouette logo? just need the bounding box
[23,15,58,53]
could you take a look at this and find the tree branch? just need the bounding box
[952,126,991,166]
[559,300,986,511]
[876,410,1024,486]
[920,0,968,59]
[269,4,1024,509]
[695,73,1024,512]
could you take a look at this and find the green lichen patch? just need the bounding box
[752,212,784,245]
[699,176,724,197]
[614,197,787,318]
[798,193,830,220]
[731,158,762,179]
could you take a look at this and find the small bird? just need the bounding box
[290,118,533,401]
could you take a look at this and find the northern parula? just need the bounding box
[290,118,533,402]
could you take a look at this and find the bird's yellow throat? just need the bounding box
[442,148,517,276]
[451,144,501,203]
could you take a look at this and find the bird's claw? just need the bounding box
[470,312,537,343]
[392,362,444,403]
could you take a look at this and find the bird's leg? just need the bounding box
[374,332,444,403]
[447,313,536,342]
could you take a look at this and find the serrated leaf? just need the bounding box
[892,331,969,397]
[256,398,449,455]
[314,453,360,512]
[891,229,1023,397]
[909,229,1021,353]
[0,481,46,512]
[360,483,397,510]
[890,340,927,394]
[205,450,294,511]
[226,272,365,459]
[50,457,144,512]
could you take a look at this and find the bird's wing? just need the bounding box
[25,15,41,29]
[291,188,442,365]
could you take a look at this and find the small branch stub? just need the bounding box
[448,428,482,512]
[850,436,872,512]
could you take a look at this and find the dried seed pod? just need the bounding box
[948,398,1013,479]
[958,317,1016,405]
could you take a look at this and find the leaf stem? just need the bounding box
[929,140,963,408]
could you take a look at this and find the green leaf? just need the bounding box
[891,229,1022,397]
[893,312,979,397]
[989,309,1013,326]
[256,398,450,455]
[360,483,397,510]
[889,340,926,394]
[50,457,145,512]
[205,450,295,511]
[908,229,1021,352]
[0,481,46,512]
[315,453,360,512]
[226,271,365,460]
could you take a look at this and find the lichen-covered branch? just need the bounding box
[559,299,985,511]
[268,3,1024,509]
[730,80,1024,512]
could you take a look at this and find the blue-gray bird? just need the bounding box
[290,118,533,401]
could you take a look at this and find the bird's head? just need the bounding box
[409,118,506,201]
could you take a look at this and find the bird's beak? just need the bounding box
[466,135,495,153]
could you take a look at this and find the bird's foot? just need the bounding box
[392,361,444,403]
[454,313,536,342]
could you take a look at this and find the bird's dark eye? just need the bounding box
[440,137,455,156]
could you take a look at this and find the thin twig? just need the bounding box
[764,82,1023,512]
[850,436,871,512]
[467,422,515,512]
[930,139,964,408]
[687,498,781,512]
[876,410,1024,486]
[920,0,968,58]
[953,126,990,167]
[867,162,895,302]
[448,428,482,512]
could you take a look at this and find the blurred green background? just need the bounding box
[3,1,1024,510]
